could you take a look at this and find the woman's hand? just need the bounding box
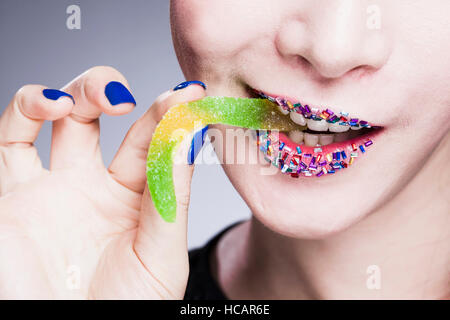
[0,66,206,299]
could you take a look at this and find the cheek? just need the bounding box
[393,2,450,128]
[171,0,269,60]
[222,162,390,239]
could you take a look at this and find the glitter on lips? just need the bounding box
[255,90,371,129]
[254,90,376,178]
[257,130,373,178]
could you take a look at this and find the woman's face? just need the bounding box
[170,0,450,238]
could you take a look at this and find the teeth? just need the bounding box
[319,134,334,146]
[306,118,329,132]
[329,122,350,133]
[288,130,304,144]
[277,105,290,115]
[289,112,306,126]
[304,132,319,146]
[274,97,290,116]
[259,92,371,143]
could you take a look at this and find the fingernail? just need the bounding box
[188,125,209,165]
[42,89,74,104]
[104,81,136,106]
[173,80,206,91]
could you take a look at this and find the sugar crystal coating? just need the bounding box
[147,97,297,222]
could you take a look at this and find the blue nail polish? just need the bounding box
[104,81,136,106]
[173,80,207,91]
[188,125,209,165]
[42,89,74,104]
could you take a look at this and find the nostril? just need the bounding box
[345,64,378,80]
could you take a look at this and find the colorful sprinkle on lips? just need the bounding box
[253,90,382,178]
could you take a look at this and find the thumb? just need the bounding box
[133,81,206,295]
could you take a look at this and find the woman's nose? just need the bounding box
[275,0,391,79]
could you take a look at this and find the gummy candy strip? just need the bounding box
[146,96,298,222]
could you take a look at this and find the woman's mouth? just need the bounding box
[250,89,383,178]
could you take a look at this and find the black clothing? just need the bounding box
[184,222,242,300]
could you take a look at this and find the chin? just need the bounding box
[222,161,380,239]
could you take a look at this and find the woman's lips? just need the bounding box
[250,88,384,178]
[252,88,376,131]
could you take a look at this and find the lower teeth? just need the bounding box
[288,130,304,144]
[286,127,374,147]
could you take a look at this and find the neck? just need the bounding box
[216,133,450,299]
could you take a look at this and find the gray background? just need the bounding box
[0,0,250,248]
